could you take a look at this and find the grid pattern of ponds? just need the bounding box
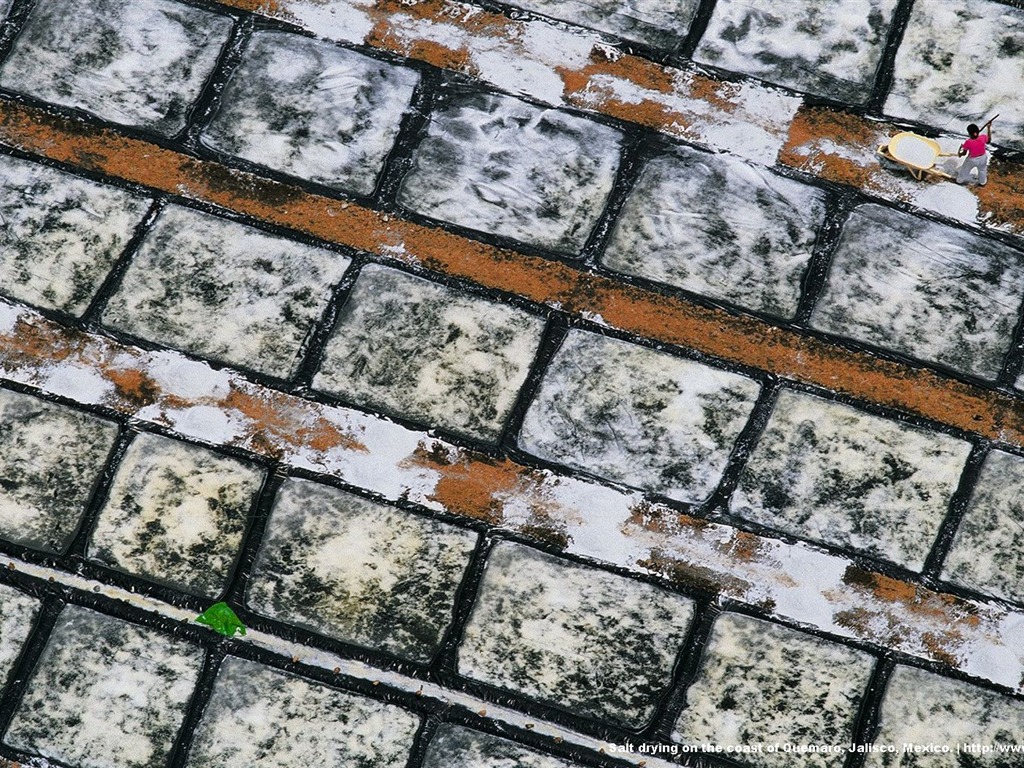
[1,0,1024,765]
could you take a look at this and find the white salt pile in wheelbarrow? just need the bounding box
[878,132,955,180]
[889,133,938,167]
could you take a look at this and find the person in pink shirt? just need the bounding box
[957,117,995,186]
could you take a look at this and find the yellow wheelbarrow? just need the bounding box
[877,131,956,181]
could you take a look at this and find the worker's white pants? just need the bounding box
[958,154,988,185]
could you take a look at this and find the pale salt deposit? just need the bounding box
[0,0,233,135]
[886,0,1024,151]
[889,134,938,168]
[0,584,39,684]
[811,204,1024,379]
[2,0,1024,760]
[457,541,695,728]
[913,181,980,224]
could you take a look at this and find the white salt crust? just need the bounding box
[0,153,151,315]
[602,145,826,318]
[943,450,1024,606]
[695,0,900,103]
[519,328,761,503]
[187,656,421,767]
[314,264,545,442]
[867,665,1024,766]
[0,583,39,686]
[731,388,972,570]
[5,605,203,768]
[0,386,119,553]
[202,30,419,196]
[247,477,478,661]
[459,541,695,727]
[811,203,1024,379]
[674,613,875,767]
[887,0,1024,151]
[103,204,351,379]
[87,431,265,597]
[398,91,623,254]
[509,0,700,48]
[0,0,232,135]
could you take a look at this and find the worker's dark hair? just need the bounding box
[967,123,980,136]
